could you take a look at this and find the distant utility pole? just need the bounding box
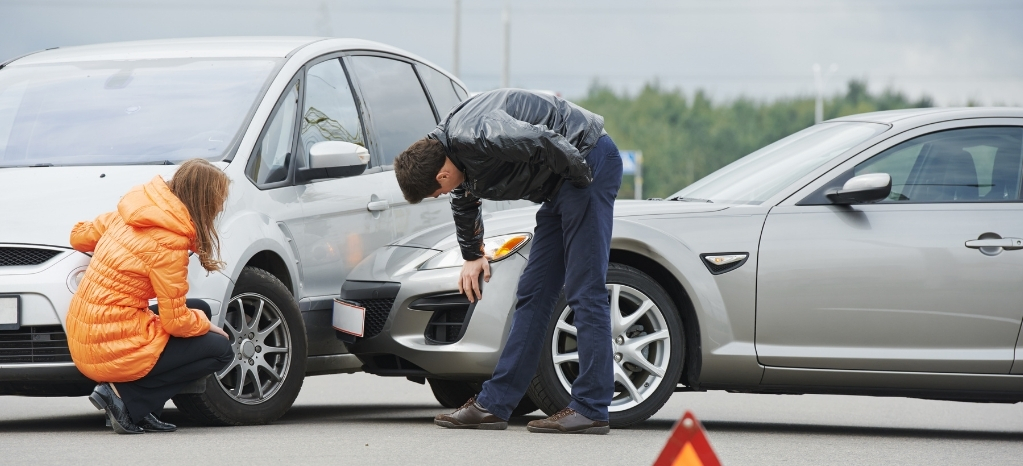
[634,151,643,200]
[813,63,838,124]
[501,5,510,88]
[452,0,461,77]
[316,1,332,36]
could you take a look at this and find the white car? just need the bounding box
[0,37,518,424]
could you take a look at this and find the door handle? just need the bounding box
[367,200,390,212]
[965,238,1023,250]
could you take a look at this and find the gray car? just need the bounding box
[341,107,1023,426]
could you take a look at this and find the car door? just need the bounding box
[756,122,1023,375]
[344,55,454,240]
[285,56,395,300]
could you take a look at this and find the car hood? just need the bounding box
[391,200,729,251]
[0,165,193,247]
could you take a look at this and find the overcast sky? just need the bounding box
[2,0,1021,105]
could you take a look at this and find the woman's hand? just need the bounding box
[458,257,491,303]
[207,325,231,340]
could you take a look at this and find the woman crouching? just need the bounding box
[66,158,234,434]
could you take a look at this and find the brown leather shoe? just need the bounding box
[527,408,610,434]
[434,396,508,430]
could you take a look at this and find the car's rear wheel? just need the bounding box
[173,267,307,425]
[526,263,684,428]
[428,378,538,417]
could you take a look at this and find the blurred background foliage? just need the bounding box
[580,79,936,199]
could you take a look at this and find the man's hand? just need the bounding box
[207,325,230,340]
[458,257,492,303]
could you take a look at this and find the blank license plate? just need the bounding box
[0,296,19,330]
[332,299,365,338]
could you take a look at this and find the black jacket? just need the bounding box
[427,89,606,260]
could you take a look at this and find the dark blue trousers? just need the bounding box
[477,135,622,421]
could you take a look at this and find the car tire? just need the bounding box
[526,263,685,428]
[428,378,538,417]
[428,378,476,409]
[173,266,307,425]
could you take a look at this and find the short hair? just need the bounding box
[393,137,448,204]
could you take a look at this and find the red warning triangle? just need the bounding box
[652,411,721,466]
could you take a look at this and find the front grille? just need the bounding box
[0,247,62,267]
[351,299,395,339]
[0,325,73,363]
[339,281,400,340]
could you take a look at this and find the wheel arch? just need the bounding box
[244,250,295,296]
[211,203,304,310]
[609,248,702,388]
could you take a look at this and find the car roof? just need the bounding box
[4,36,388,65]
[4,36,465,89]
[831,107,1023,125]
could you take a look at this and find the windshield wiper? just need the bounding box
[667,196,713,203]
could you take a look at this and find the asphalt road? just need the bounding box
[2,372,1023,465]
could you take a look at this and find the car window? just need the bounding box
[0,58,279,167]
[247,82,299,186]
[417,65,462,119]
[298,58,364,171]
[855,127,1023,202]
[347,56,437,165]
[673,122,887,205]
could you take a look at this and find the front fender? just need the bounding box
[612,210,767,387]
[214,210,302,310]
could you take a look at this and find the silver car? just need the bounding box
[342,107,1023,426]
[0,36,527,424]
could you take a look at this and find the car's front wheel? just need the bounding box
[428,378,538,417]
[173,267,307,425]
[526,263,684,428]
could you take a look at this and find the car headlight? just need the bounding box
[420,233,531,270]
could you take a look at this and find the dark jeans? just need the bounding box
[115,333,233,423]
[476,135,623,421]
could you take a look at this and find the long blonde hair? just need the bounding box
[168,159,230,272]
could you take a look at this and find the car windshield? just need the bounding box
[0,58,280,167]
[670,122,888,205]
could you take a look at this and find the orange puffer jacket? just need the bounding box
[66,176,211,383]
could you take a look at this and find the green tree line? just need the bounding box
[578,80,934,199]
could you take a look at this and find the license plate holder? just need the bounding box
[0,295,20,331]
[332,298,365,338]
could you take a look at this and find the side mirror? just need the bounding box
[300,141,370,180]
[826,173,892,204]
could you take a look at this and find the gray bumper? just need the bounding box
[0,362,93,396]
[343,247,527,380]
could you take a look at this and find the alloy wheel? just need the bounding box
[551,284,671,412]
[217,293,293,405]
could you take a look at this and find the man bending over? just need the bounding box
[393,89,622,434]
